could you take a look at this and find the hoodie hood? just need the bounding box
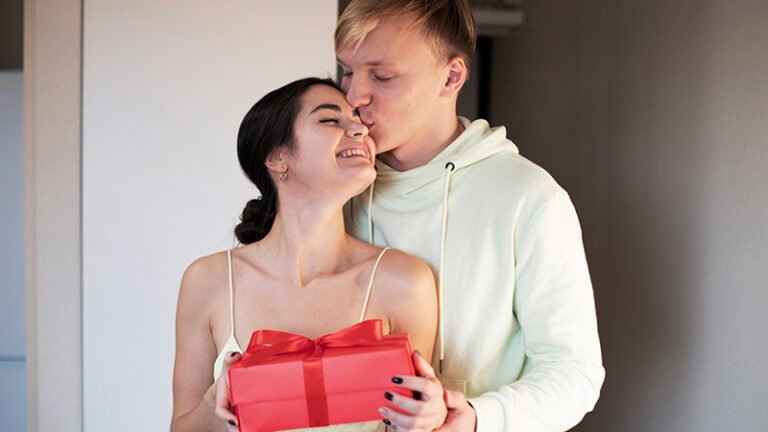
[373,117,517,209]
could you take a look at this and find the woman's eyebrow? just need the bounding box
[310,103,342,114]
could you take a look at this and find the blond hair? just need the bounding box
[335,0,477,68]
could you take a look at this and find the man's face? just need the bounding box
[336,18,450,164]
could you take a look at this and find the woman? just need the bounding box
[170,78,439,432]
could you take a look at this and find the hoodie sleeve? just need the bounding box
[469,190,605,432]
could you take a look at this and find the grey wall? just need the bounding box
[0,71,26,432]
[490,1,768,431]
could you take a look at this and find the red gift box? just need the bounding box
[228,319,414,432]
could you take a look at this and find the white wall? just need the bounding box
[81,1,337,430]
[0,71,26,432]
[24,1,83,430]
[490,1,768,430]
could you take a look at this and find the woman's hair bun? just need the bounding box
[234,195,276,244]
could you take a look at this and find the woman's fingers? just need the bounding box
[379,351,447,431]
[385,390,425,414]
[214,352,241,430]
[389,374,442,399]
[379,406,420,431]
[224,419,240,432]
[411,351,437,380]
[222,351,242,370]
[214,402,239,429]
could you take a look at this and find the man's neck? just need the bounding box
[379,116,465,172]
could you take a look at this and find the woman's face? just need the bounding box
[281,84,376,200]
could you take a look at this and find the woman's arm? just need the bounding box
[375,250,444,432]
[378,250,437,365]
[171,257,231,432]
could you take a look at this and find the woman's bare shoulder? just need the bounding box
[372,248,437,348]
[375,248,436,299]
[179,250,229,302]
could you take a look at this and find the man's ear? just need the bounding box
[264,149,288,175]
[441,56,468,96]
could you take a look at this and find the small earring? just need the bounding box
[279,170,288,182]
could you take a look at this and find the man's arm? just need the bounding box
[469,190,605,432]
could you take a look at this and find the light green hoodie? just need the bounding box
[345,118,604,432]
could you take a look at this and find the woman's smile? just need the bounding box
[336,145,371,161]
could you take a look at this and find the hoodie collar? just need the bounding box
[372,117,517,208]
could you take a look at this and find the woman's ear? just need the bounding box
[265,149,288,175]
[441,56,468,96]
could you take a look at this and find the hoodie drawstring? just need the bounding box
[438,162,455,374]
[366,162,456,376]
[367,180,375,244]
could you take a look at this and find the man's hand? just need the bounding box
[378,351,447,431]
[433,390,477,432]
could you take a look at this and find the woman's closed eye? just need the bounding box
[319,118,340,124]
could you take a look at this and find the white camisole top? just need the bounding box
[213,248,391,432]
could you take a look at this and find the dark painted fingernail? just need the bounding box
[383,419,392,425]
[384,391,394,401]
[228,420,237,426]
[391,376,403,384]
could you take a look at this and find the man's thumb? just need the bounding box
[444,390,463,409]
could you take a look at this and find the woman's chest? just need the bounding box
[212,275,391,352]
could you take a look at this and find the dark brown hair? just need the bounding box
[235,77,341,244]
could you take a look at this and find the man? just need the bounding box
[336,1,605,431]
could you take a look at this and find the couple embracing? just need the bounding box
[171,1,604,431]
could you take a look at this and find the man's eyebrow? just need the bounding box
[310,104,342,114]
[336,58,390,67]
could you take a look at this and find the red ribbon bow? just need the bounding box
[236,319,385,427]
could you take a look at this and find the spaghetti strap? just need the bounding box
[227,249,235,338]
[358,247,391,323]
[212,250,243,379]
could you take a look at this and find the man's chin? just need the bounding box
[373,139,396,157]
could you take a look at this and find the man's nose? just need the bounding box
[345,76,371,108]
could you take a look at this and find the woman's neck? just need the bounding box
[260,196,350,288]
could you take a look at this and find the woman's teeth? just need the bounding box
[337,148,368,159]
